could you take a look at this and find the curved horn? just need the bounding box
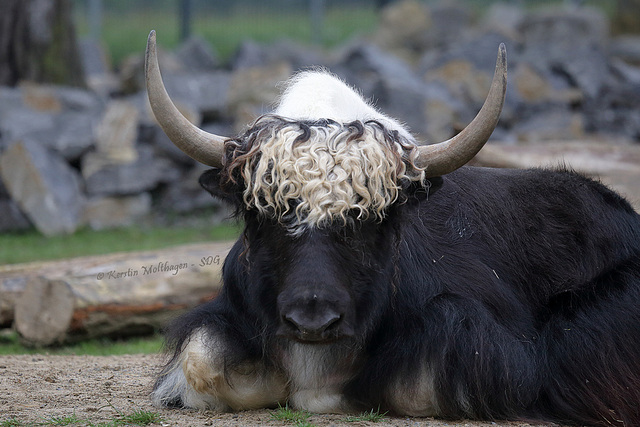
[415,43,507,177]
[145,30,225,168]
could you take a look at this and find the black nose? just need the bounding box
[282,309,342,341]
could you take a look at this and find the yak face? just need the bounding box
[200,116,430,344]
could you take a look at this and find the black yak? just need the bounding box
[145,31,640,426]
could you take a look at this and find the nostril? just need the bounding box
[283,314,301,330]
[322,313,341,331]
[283,310,342,337]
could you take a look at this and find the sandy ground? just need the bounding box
[0,354,553,426]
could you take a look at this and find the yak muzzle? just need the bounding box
[277,291,354,343]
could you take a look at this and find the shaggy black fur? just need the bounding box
[156,120,640,426]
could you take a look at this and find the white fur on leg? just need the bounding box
[385,363,440,417]
[152,328,288,411]
[285,343,356,413]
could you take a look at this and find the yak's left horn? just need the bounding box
[145,30,225,168]
[415,43,507,177]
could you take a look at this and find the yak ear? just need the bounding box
[199,169,239,204]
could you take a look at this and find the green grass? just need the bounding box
[39,413,83,426]
[344,408,388,422]
[75,6,378,67]
[270,404,313,426]
[0,330,163,356]
[117,409,163,426]
[0,222,241,265]
[0,408,164,427]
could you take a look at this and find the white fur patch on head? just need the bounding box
[226,117,424,234]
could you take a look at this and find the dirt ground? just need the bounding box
[0,354,553,426]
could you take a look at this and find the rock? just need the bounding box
[94,100,139,163]
[0,199,31,232]
[21,83,103,112]
[0,140,84,235]
[611,35,640,66]
[373,0,431,62]
[424,59,492,111]
[0,85,101,158]
[425,1,473,48]
[418,32,519,129]
[20,83,63,112]
[511,108,585,142]
[583,82,640,140]
[0,199,31,231]
[422,82,461,142]
[175,36,219,72]
[480,3,524,39]
[231,39,327,72]
[419,31,517,77]
[231,40,270,70]
[82,145,179,196]
[48,111,98,160]
[336,43,435,136]
[162,71,232,118]
[82,193,151,230]
[227,63,292,130]
[0,104,56,149]
[518,7,610,98]
[159,163,222,213]
[610,58,640,86]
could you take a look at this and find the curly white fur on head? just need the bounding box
[226,118,424,235]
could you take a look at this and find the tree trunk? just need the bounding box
[4,242,232,346]
[0,0,85,87]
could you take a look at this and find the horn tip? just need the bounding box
[496,43,507,82]
[145,31,157,75]
[498,43,507,69]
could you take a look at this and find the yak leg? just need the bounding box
[152,328,288,411]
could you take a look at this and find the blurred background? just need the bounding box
[0,0,639,348]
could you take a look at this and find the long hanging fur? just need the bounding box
[153,71,640,427]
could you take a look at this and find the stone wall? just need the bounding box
[1,1,639,235]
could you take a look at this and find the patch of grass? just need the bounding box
[117,409,164,426]
[0,330,163,356]
[0,222,241,265]
[39,413,83,426]
[344,408,388,423]
[270,404,313,425]
[5,408,166,427]
[74,6,378,66]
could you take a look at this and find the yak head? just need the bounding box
[145,31,506,344]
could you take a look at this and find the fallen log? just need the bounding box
[5,242,233,346]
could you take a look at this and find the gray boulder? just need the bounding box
[0,140,84,235]
[0,181,31,231]
[335,43,431,135]
[175,36,219,72]
[82,193,152,230]
[82,145,179,196]
[162,71,232,117]
[518,7,610,98]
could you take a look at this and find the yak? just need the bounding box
[145,31,640,426]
